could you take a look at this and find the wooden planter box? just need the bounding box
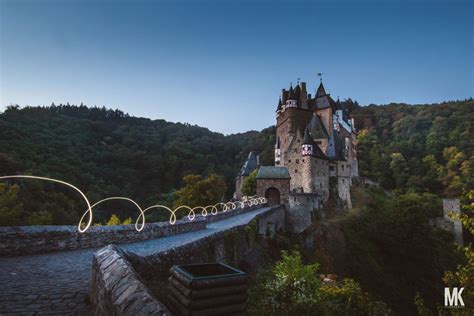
[168,263,248,316]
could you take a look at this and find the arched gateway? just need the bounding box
[256,166,290,206]
[265,187,281,206]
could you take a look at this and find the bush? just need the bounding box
[248,250,388,316]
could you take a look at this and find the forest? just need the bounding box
[0,104,275,225]
[0,99,473,314]
[0,99,472,226]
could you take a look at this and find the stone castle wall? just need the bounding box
[0,218,206,257]
[90,245,170,315]
[90,205,286,315]
[443,199,463,245]
[288,194,318,233]
[256,178,290,205]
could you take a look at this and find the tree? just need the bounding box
[107,214,121,226]
[241,170,257,196]
[173,174,227,208]
[27,211,53,225]
[442,190,474,314]
[0,184,23,226]
[248,250,388,315]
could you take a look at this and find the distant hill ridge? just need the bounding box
[0,98,472,225]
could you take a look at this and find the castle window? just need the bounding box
[320,183,323,188]
[288,159,291,163]
[330,166,335,171]
[294,149,298,153]
[296,159,299,164]
[295,169,298,173]
[342,165,345,170]
[302,159,305,163]
[316,140,322,145]
[294,196,297,202]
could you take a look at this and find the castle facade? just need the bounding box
[236,79,359,232]
[275,80,358,210]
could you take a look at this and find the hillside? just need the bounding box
[0,98,472,226]
[0,104,275,225]
[351,99,473,197]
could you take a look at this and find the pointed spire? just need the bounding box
[276,97,282,111]
[288,83,295,100]
[316,82,327,98]
[303,125,313,145]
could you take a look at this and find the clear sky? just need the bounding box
[1,0,472,134]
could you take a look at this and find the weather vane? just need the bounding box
[317,73,323,83]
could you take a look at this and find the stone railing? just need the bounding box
[0,217,206,257]
[90,205,286,315]
[90,244,170,315]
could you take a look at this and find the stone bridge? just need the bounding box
[0,204,285,315]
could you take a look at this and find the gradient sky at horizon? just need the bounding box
[1,0,472,134]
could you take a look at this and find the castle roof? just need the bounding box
[308,114,329,139]
[303,125,313,145]
[326,131,345,161]
[316,82,327,98]
[288,84,296,100]
[276,98,282,112]
[238,151,259,176]
[315,94,337,110]
[256,166,291,179]
[303,124,328,160]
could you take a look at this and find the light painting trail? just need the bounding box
[0,175,267,233]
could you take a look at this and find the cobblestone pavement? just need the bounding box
[0,207,271,315]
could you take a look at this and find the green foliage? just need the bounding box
[26,211,53,225]
[173,174,227,208]
[248,250,388,316]
[441,190,474,315]
[343,191,459,314]
[0,105,273,225]
[122,217,132,225]
[0,184,23,226]
[352,99,473,196]
[241,169,257,196]
[106,214,121,226]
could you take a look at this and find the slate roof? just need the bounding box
[303,125,313,145]
[238,151,259,176]
[326,131,346,161]
[256,166,291,179]
[316,82,327,98]
[276,98,282,112]
[308,114,329,139]
[287,85,295,100]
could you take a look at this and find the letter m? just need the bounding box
[445,287,465,307]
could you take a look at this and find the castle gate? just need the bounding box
[265,187,281,206]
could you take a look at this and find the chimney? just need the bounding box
[256,155,260,167]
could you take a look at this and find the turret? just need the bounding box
[275,136,281,165]
[276,98,282,117]
[286,84,298,108]
[302,125,314,156]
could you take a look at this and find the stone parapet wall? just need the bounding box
[0,218,206,257]
[90,205,286,315]
[90,244,170,315]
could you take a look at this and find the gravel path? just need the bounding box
[0,207,271,315]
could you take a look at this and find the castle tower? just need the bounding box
[276,82,313,166]
[275,136,281,165]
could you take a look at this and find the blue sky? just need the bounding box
[1,0,472,134]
